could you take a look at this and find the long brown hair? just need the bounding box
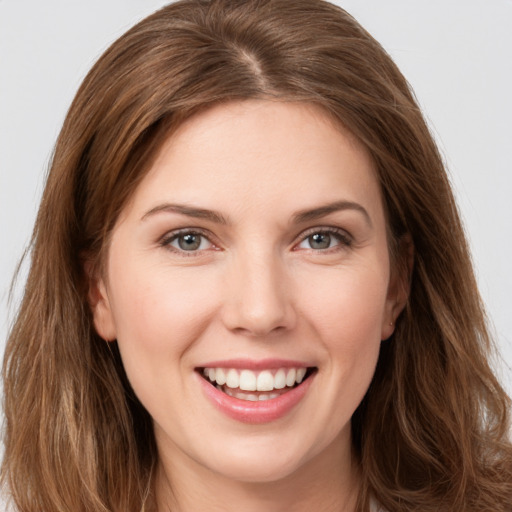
[2,1,511,510]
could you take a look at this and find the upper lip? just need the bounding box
[196,358,315,371]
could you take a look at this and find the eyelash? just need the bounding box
[159,228,216,256]
[295,227,352,252]
[158,227,352,256]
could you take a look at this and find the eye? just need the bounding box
[162,230,214,253]
[296,228,352,251]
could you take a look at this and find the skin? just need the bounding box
[91,100,408,511]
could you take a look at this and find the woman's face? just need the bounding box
[92,100,403,484]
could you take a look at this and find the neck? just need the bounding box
[154,432,360,512]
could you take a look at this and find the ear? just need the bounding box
[381,234,414,340]
[84,260,117,341]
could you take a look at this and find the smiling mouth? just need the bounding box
[198,366,317,401]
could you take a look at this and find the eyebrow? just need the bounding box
[292,200,373,228]
[141,200,372,227]
[141,203,229,225]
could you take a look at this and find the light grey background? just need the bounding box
[1,0,511,403]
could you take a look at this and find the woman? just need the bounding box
[2,0,511,511]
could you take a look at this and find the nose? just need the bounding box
[220,250,296,337]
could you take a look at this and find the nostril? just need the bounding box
[231,323,288,338]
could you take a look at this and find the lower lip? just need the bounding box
[197,372,315,424]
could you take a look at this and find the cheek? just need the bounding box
[107,259,219,361]
[106,261,223,422]
[300,264,389,347]
[289,265,387,444]
[298,263,388,406]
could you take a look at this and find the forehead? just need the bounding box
[120,100,384,226]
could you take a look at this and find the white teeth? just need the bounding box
[296,368,307,383]
[226,369,239,389]
[203,366,311,391]
[286,368,296,387]
[256,370,274,391]
[274,369,286,389]
[215,368,227,385]
[223,386,280,402]
[239,370,257,391]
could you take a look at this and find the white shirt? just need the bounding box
[370,499,385,512]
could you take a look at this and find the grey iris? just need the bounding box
[309,233,331,249]
[179,234,201,251]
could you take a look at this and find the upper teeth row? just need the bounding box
[203,367,308,391]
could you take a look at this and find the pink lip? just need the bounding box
[197,358,312,370]
[196,369,316,424]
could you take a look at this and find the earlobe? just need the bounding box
[84,261,117,341]
[381,234,414,340]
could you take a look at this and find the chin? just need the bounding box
[211,453,305,484]
[200,431,329,484]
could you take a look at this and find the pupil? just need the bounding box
[178,234,201,251]
[310,233,330,249]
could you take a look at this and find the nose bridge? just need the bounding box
[222,244,295,336]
